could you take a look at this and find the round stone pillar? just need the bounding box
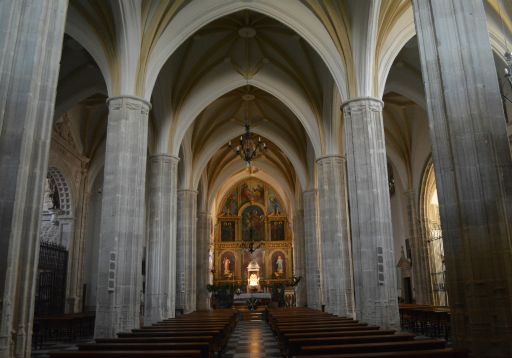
[145,154,179,324]
[196,212,211,310]
[293,209,307,306]
[303,190,322,309]
[413,1,512,355]
[316,156,354,318]
[343,97,399,329]
[176,189,198,314]
[94,96,150,338]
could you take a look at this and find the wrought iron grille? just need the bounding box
[426,221,448,306]
[35,241,68,315]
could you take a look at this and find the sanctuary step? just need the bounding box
[236,306,266,320]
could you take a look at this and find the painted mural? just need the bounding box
[220,220,236,241]
[221,188,238,216]
[242,205,265,241]
[214,179,292,287]
[267,188,283,215]
[240,180,265,206]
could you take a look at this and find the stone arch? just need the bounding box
[419,157,448,307]
[167,70,322,158]
[47,167,73,217]
[144,0,348,101]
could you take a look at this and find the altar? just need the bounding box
[233,292,272,309]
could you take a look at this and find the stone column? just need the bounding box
[316,156,354,317]
[413,1,512,356]
[0,1,67,356]
[343,97,399,329]
[196,212,211,310]
[94,96,150,338]
[145,154,179,324]
[66,165,89,313]
[303,190,322,310]
[404,190,431,305]
[293,209,307,306]
[176,189,198,314]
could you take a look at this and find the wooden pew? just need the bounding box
[50,310,237,358]
[292,348,469,357]
[78,342,211,358]
[285,333,416,358]
[49,350,202,357]
[296,339,447,355]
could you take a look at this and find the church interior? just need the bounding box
[1,1,512,357]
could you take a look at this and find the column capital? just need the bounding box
[149,153,180,164]
[341,96,384,111]
[178,189,199,195]
[315,154,346,164]
[107,95,152,111]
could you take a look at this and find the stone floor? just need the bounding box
[222,320,281,358]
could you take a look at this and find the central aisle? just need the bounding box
[223,320,281,358]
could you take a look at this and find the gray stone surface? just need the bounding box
[303,190,322,310]
[0,1,68,356]
[404,190,431,305]
[293,209,307,306]
[196,212,211,310]
[316,156,354,318]
[176,189,198,314]
[343,97,399,329]
[94,96,150,338]
[413,1,512,356]
[145,154,179,324]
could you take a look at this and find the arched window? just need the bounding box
[421,160,448,306]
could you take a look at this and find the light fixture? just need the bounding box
[228,81,267,167]
[498,0,512,99]
[505,51,512,91]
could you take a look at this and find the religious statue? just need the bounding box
[222,256,232,278]
[274,254,284,278]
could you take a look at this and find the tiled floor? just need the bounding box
[223,320,281,358]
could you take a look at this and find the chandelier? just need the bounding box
[505,51,512,91]
[228,90,267,167]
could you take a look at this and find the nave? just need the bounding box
[2,1,512,358]
[44,307,467,358]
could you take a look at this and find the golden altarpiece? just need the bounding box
[214,179,293,291]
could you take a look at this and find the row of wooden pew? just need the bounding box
[267,307,468,358]
[49,309,238,358]
[399,304,450,338]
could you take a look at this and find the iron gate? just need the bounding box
[35,241,68,315]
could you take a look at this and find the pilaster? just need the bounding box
[343,97,399,329]
[94,96,150,338]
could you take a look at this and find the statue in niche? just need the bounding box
[221,252,235,279]
[272,251,286,279]
[43,176,60,211]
